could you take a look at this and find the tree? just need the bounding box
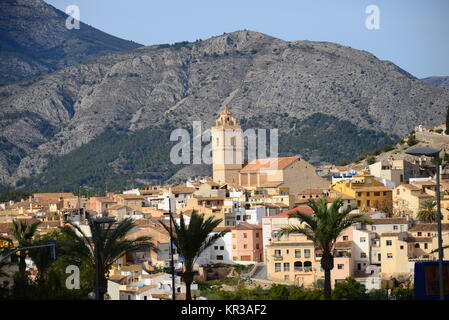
[407,134,418,146]
[417,200,437,222]
[332,277,367,300]
[159,211,229,300]
[60,217,156,300]
[5,219,41,296]
[366,154,376,165]
[278,197,370,300]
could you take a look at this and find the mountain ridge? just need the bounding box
[1,29,449,190]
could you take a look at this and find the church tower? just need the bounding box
[211,107,243,184]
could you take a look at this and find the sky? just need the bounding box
[46,0,449,79]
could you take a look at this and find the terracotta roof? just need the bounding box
[334,241,353,249]
[121,284,157,294]
[108,275,129,284]
[409,223,449,232]
[406,237,433,243]
[34,193,76,199]
[259,181,284,188]
[240,156,300,172]
[381,232,400,237]
[116,194,145,200]
[298,188,326,195]
[371,218,407,225]
[233,222,262,230]
[401,184,421,191]
[264,205,313,218]
[171,185,196,194]
[213,226,234,232]
[410,181,436,186]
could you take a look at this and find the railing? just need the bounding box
[272,255,283,261]
[294,267,303,272]
[304,266,313,272]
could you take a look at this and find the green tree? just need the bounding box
[417,200,437,222]
[407,134,418,146]
[60,216,156,300]
[332,277,367,300]
[159,211,229,300]
[268,284,289,299]
[279,197,370,300]
[366,154,376,165]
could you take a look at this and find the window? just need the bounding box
[214,246,218,250]
[360,237,366,243]
[357,200,361,207]
[400,245,404,250]
[294,261,303,272]
[415,243,420,248]
[243,244,247,249]
[343,236,349,241]
[275,263,281,272]
[283,263,290,272]
[275,249,281,256]
[256,232,259,238]
[256,243,260,249]
[360,252,367,258]
[286,249,289,255]
[304,249,311,258]
[374,192,380,196]
[393,226,398,230]
[243,233,247,238]
[387,253,393,259]
[424,243,428,249]
[372,226,376,230]
[284,275,290,281]
[236,216,241,221]
[232,245,236,249]
[216,255,223,261]
[367,200,371,206]
[357,192,362,197]
[220,246,224,250]
[295,249,301,258]
[383,192,387,196]
[417,232,422,236]
[366,192,370,196]
[337,264,344,270]
[232,233,236,238]
[386,240,392,246]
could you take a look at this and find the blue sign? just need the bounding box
[414,261,449,300]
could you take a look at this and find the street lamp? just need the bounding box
[405,145,444,300]
[93,217,116,300]
[163,194,176,301]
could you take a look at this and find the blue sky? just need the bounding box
[46,0,449,78]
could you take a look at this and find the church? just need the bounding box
[211,108,329,194]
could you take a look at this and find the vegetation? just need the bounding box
[417,200,438,222]
[60,216,156,300]
[159,211,229,300]
[278,197,370,300]
[332,277,367,300]
[407,134,418,146]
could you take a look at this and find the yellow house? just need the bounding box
[393,184,435,219]
[379,232,409,277]
[266,233,320,287]
[331,172,392,212]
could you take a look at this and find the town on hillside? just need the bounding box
[1,109,449,300]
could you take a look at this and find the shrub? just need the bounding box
[332,277,368,300]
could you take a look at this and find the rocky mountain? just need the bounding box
[421,76,449,89]
[1,29,449,191]
[0,0,142,86]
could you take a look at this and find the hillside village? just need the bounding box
[1,108,449,300]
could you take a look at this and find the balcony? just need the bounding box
[272,254,283,261]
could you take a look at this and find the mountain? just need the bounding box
[1,30,449,191]
[421,76,449,89]
[0,0,142,86]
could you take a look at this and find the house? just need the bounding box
[369,159,421,187]
[392,183,435,220]
[231,222,263,263]
[331,172,393,212]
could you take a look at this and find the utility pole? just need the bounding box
[168,194,176,300]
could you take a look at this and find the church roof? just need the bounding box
[240,156,300,172]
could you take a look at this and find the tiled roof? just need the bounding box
[233,222,262,230]
[409,223,449,232]
[380,232,400,237]
[371,218,407,225]
[259,181,284,188]
[240,156,300,172]
[334,241,353,249]
[352,186,392,192]
[264,205,313,219]
[171,185,196,194]
[406,237,433,243]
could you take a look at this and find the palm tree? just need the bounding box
[60,216,156,300]
[0,235,13,278]
[417,200,437,222]
[9,220,42,285]
[159,211,230,300]
[278,197,370,300]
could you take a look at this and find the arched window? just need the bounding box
[294,261,303,272]
[304,261,312,272]
[415,243,420,248]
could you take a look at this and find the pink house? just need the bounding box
[331,226,355,286]
[231,222,263,262]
